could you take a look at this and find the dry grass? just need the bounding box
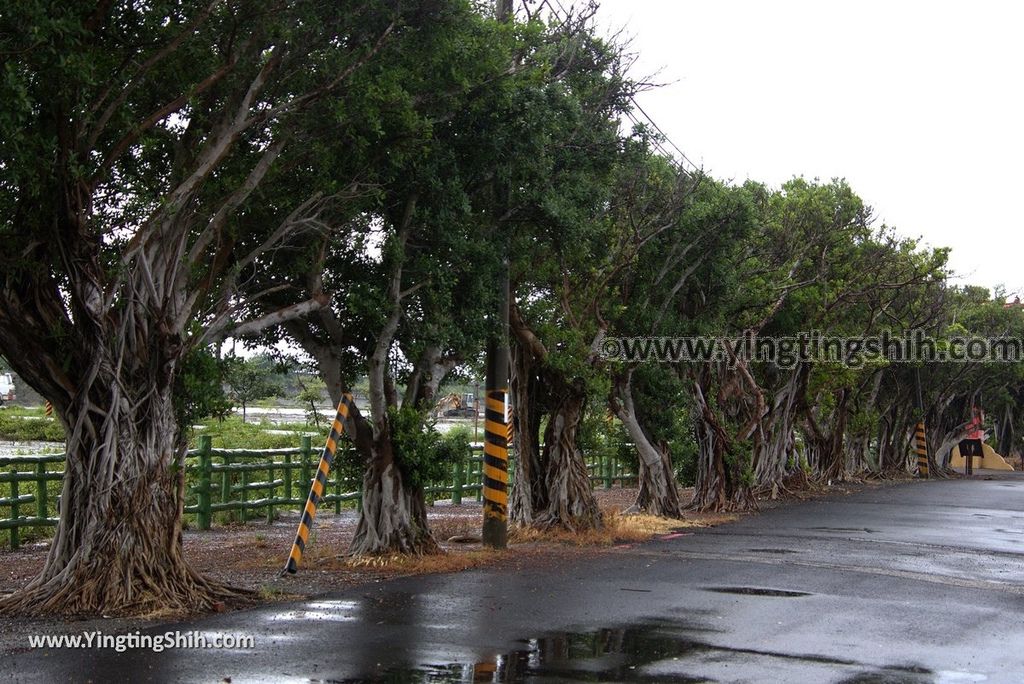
[429,516,479,542]
[318,549,500,575]
[508,510,733,547]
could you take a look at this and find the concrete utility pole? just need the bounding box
[481,0,514,549]
[481,269,510,548]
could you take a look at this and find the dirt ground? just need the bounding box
[0,478,904,655]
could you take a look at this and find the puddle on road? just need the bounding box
[341,624,711,683]
[706,586,811,597]
[341,622,957,683]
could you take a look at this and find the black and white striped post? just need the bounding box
[281,393,357,575]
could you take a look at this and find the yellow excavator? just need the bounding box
[432,392,478,418]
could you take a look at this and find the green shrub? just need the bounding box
[0,413,65,442]
[389,407,450,490]
[187,416,314,450]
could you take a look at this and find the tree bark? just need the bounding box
[688,368,757,512]
[610,369,683,518]
[508,338,545,526]
[349,424,438,555]
[805,389,850,483]
[0,364,241,616]
[532,375,602,531]
[507,304,601,532]
[752,366,805,494]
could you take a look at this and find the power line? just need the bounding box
[628,99,700,174]
[542,1,700,175]
[548,0,571,20]
[623,109,696,179]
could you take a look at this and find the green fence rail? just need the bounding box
[0,437,637,549]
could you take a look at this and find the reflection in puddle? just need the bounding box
[350,622,963,683]
[346,624,709,682]
[265,599,360,623]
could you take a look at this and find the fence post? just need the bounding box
[300,439,312,500]
[475,456,483,502]
[240,469,249,523]
[603,453,612,489]
[197,436,212,530]
[35,462,48,522]
[453,455,464,505]
[10,472,19,550]
[286,440,303,504]
[266,459,276,525]
[220,452,231,521]
[334,474,342,514]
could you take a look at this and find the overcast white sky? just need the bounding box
[592,0,1023,297]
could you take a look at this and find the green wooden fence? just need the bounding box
[0,437,637,549]
[0,454,63,550]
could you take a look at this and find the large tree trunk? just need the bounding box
[926,395,970,479]
[509,339,545,526]
[0,368,239,616]
[507,303,601,531]
[688,369,756,512]
[806,390,850,483]
[611,370,683,518]
[348,347,447,556]
[752,367,805,495]
[294,341,433,556]
[348,246,440,556]
[877,400,912,474]
[349,431,438,555]
[346,378,440,556]
[532,376,602,531]
[995,403,1018,464]
[632,441,683,517]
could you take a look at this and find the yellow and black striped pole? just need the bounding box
[913,368,929,478]
[482,252,510,548]
[914,420,929,478]
[281,393,357,575]
[44,401,53,418]
[481,388,509,547]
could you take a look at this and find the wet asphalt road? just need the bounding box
[6,475,1024,683]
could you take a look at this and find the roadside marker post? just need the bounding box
[914,421,929,478]
[481,389,509,548]
[914,368,928,478]
[481,257,510,549]
[280,394,357,576]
